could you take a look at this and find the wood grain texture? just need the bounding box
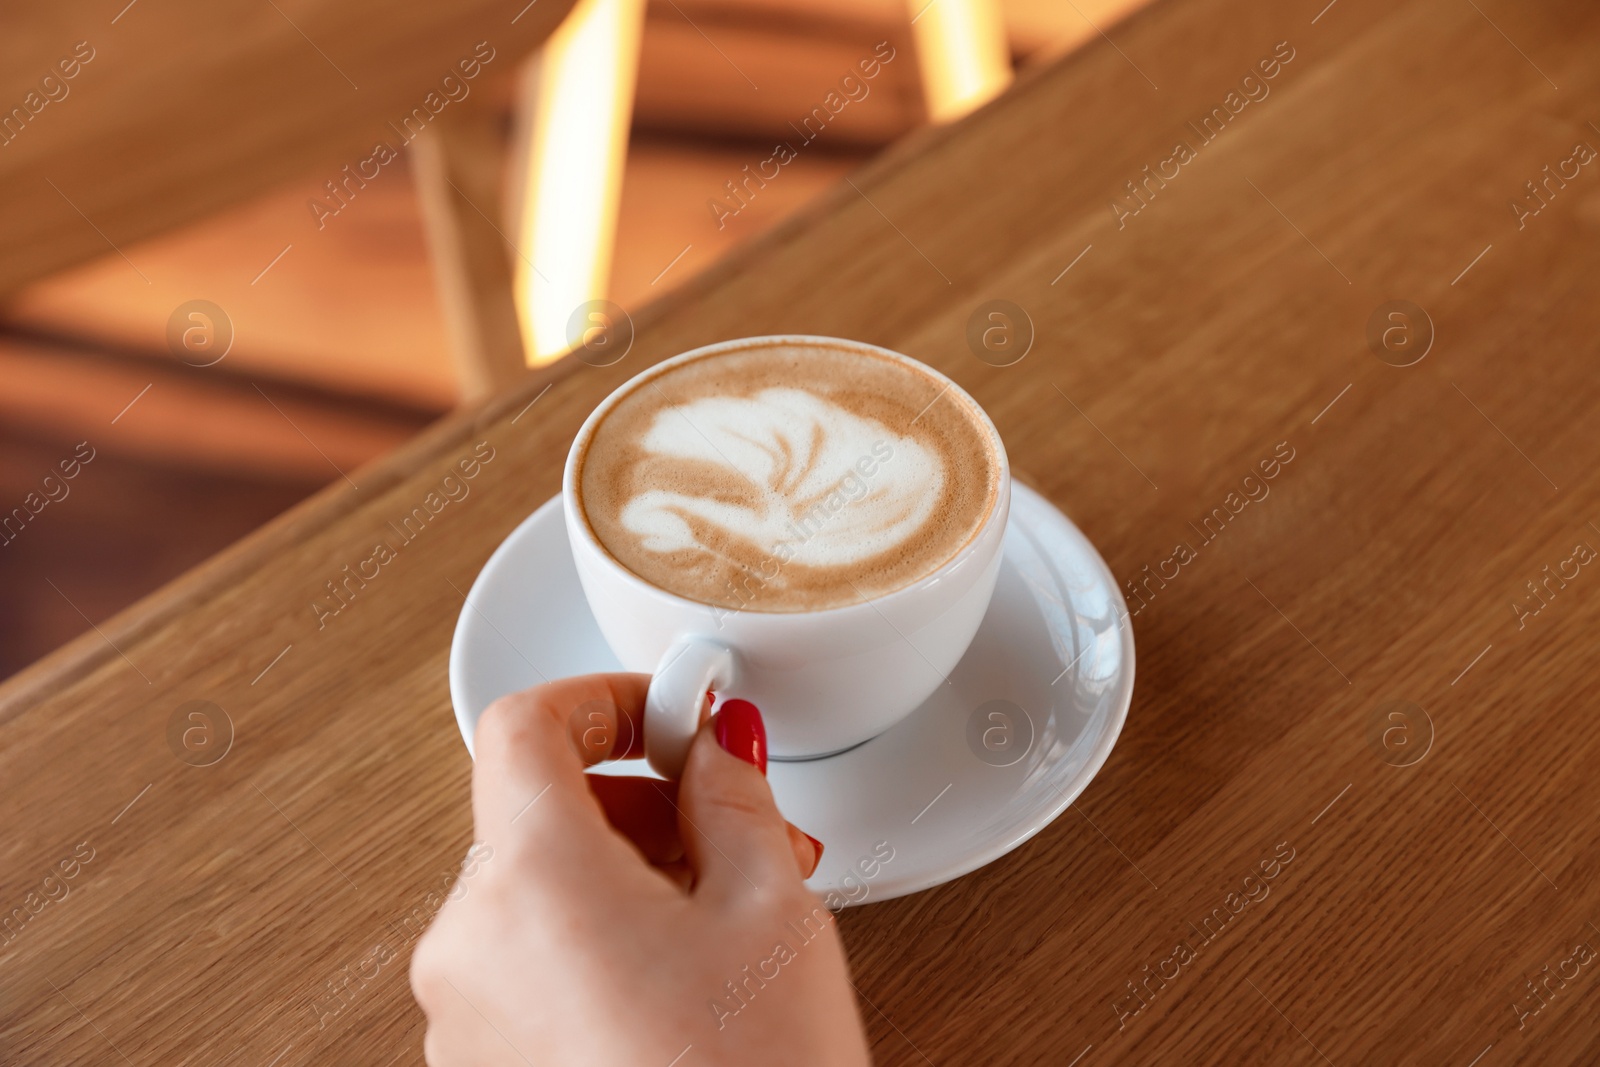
[5,0,1600,1062]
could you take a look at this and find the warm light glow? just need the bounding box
[909,0,1013,123]
[514,0,645,365]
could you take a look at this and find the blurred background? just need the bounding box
[0,0,1143,681]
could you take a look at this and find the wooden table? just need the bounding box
[6,0,1600,1061]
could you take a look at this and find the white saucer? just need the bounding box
[449,483,1134,903]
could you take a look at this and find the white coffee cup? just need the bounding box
[563,335,1010,778]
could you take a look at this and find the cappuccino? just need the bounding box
[574,339,1001,611]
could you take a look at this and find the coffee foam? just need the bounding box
[576,341,1000,612]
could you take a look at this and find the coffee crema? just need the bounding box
[574,340,1001,611]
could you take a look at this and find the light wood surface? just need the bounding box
[6,0,1600,1063]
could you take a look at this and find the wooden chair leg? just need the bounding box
[411,94,528,402]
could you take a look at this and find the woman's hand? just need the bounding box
[410,673,873,1066]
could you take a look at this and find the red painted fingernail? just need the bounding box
[803,832,824,876]
[714,699,766,775]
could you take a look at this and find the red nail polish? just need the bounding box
[715,699,766,775]
[803,832,824,874]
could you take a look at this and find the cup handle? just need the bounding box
[645,637,737,779]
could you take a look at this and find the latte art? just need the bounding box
[575,340,1001,611]
[619,389,943,570]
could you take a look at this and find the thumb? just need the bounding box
[679,700,815,902]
